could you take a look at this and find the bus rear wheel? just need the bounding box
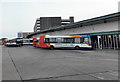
[50,46,54,50]
[75,46,80,50]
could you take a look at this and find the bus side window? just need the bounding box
[45,38,49,43]
[57,38,62,43]
[68,38,74,43]
[62,38,74,43]
[49,38,57,43]
[75,38,80,43]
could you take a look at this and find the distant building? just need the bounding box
[34,17,74,32]
[18,32,33,38]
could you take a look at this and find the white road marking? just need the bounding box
[89,74,105,80]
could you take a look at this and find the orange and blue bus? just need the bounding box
[33,35,92,50]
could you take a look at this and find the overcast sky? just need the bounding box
[0,0,120,38]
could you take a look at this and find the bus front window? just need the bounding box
[45,38,49,43]
[34,40,38,42]
[84,38,89,44]
[80,38,90,44]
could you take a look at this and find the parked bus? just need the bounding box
[33,35,92,50]
[4,38,33,47]
[4,39,23,47]
[15,38,33,45]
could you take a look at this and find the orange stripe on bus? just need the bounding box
[54,47,61,48]
[86,43,92,47]
[46,43,50,47]
[69,35,82,38]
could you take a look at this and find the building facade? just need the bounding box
[34,17,74,32]
[28,12,120,49]
[18,32,33,38]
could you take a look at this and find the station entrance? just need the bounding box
[91,34,120,50]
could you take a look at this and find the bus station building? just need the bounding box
[27,12,120,49]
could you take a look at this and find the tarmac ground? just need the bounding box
[2,45,119,81]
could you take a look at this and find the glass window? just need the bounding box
[30,40,33,42]
[17,39,21,41]
[57,38,62,43]
[45,38,49,43]
[84,38,89,43]
[10,40,14,43]
[80,38,84,43]
[23,40,29,43]
[63,38,74,43]
[49,38,57,43]
[79,38,89,43]
[75,38,80,43]
[33,40,38,42]
[16,39,22,43]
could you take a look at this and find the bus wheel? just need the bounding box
[75,46,80,50]
[50,46,54,50]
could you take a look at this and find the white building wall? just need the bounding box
[32,20,118,38]
[49,21,118,35]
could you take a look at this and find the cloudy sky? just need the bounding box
[0,0,119,38]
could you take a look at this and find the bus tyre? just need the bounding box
[50,46,54,50]
[75,46,80,50]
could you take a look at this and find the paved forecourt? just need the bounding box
[2,45,118,81]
